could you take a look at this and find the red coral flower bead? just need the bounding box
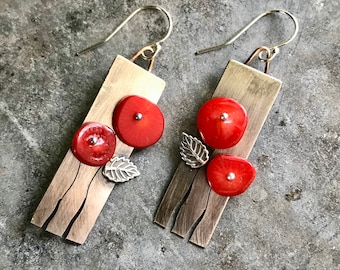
[71,122,116,166]
[206,154,256,196]
[112,95,164,148]
[197,97,248,149]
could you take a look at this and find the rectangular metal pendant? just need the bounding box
[154,60,282,248]
[31,55,165,244]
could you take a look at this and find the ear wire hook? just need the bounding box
[195,9,298,61]
[76,5,173,60]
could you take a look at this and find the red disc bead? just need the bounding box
[206,154,256,196]
[197,97,248,149]
[112,95,164,148]
[71,122,116,166]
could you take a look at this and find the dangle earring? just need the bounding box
[155,9,298,247]
[31,5,173,244]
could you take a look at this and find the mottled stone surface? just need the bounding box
[0,0,339,269]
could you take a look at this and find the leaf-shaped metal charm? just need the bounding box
[102,156,140,183]
[180,132,209,169]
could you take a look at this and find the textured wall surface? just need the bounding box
[0,0,339,269]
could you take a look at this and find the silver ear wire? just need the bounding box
[76,5,173,58]
[196,9,298,60]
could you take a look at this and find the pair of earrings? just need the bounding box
[31,6,299,246]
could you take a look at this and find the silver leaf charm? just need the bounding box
[180,132,209,169]
[102,156,140,183]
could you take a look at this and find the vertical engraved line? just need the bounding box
[63,167,102,239]
[42,161,81,229]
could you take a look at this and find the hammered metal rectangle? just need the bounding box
[155,60,282,248]
[32,55,165,244]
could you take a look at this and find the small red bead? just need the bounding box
[112,95,164,148]
[197,97,248,149]
[206,154,256,196]
[71,122,116,166]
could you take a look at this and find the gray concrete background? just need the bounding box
[0,0,339,269]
